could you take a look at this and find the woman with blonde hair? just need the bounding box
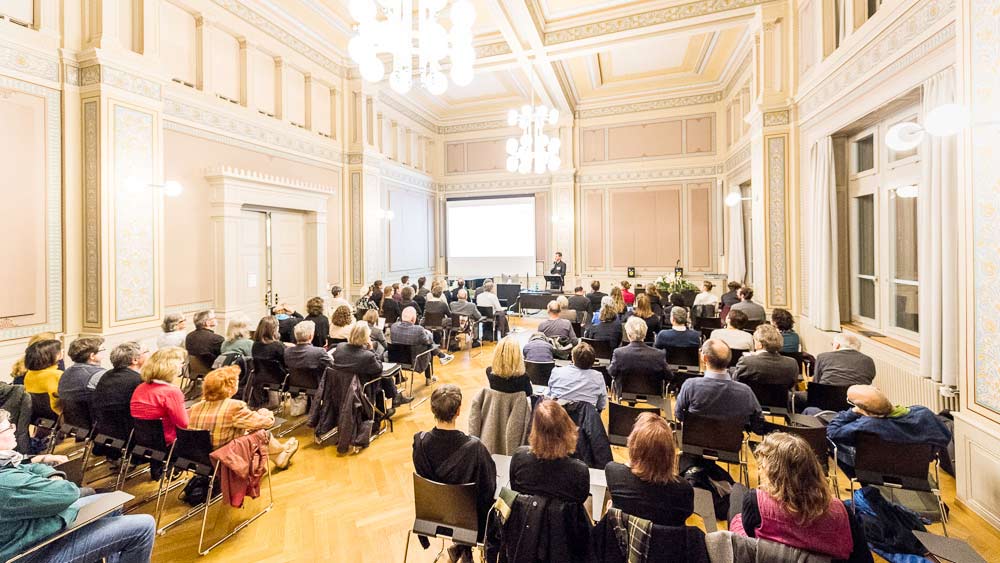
[130,347,188,479]
[609,286,627,316]
[730,432,866,561]
[620,280,635,306]
[606,412,693,525]
[362,309,387,357]
[626,293,661,336]
[329,305,355,341]
[304,296,330,347]
[485,336,532,396]
[221,315,253,358]
[188,365,298,468]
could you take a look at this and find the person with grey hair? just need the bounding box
[675,339,764,435]
[475,281,510,337]
[284,320,333,374]
[812,333,876,387]
[654,307,701,349]
[538,300,578,345]
[95,342,149,411]
[185,309,223,360]
[329,285,353,314]
[221,315,254,358]
[391,307,454,382]
[157,312,187,349]
[731,324,799,387]
[609,317,671,395]
[58,337,107,406]
[449,289,483,349]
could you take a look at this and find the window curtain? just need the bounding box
[808,136,840,330]
[919,70,959,387]
[727,193,746,285]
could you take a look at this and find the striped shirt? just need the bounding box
[187,398,274,449]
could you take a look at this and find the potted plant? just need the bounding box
[654,273,699,308]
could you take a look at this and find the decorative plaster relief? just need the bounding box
[113,105,156,321]
[204,166,337,193]
[79,64,163,100]
[576,92,722,119]
[164,121,340,170]
[544,0,766,45]
[766,135,788,307]
[438,120,510,134]
[763,110,790,126]
[476,42,512,58]
[724,51,753,99]
[377,92,437,133]
[0,40,59,83]
[0,75,63,341]
[83,100,101,326]
[577,166,722,185]
[351,172,363,285]
[724,143,751,172]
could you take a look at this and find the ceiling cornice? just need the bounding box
[377,91,439,133]
[575,91,723,119]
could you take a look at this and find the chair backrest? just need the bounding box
[665,346,701,371]
[411,473,480,546]
[854,432,937,491]
[692,304,717,320]
[776,423,830,470]
[387,343,414,367]
[171,428,216,477]
[524,361,555,386]
[326,337,348,350]
[728,349,747,368]
[130,418,170,462]
[450,313,471,333]
[187,354,216,379]
[618,369,663,398]
[806,382,851,412]
[680,414,744,462]
[287,364,325,392]
[29,392,58,425]
[608,401,661,446]
[92,405,134,447]
[667,371,703,396]
[476,305,494,318]
[571,322,583,338]
[60,399,93,436]
[251,358,288,388]
[744,320,763,333]
[422,312,446,329]
[746,382,792,414]
[582,338,613,360]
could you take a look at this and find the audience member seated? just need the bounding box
[304,297,330,348]
[24,339,64,415]
[449,289,483,340]
[710,310,755,351]
[730,433,870,562]
[362,309,388,358]
[814,334,876,387]
[421,285,452,334]
[720,281,742,310]
[158,313,188,350]
[57,337,106,407]
[329,285,354,314]
[584,304,623,347]
[10,332,61,385]
[826,385,952,475]
[554,295,577,322]
[589,295,613,325]
[771,308,800,353]
[401,275,416,291]
[731,287,766,322]
[415,276,430,300]
[380,287,402,325]
[486,337,532,397]
[426,281,450,304]
[390,283,402,303]
[272,304,303,343]
[130,347,189,479]
[284,321,334,374]
[355,285,380,313]
[654,307,701,349]
[399,286,422,316]
[221,315,254,358]
[731,324,799,387]
[94,342,147,419]
[412,385,496,563]
[547,342,608,412]
[328,305,356,342]
[251,316,286,369]
[333,322,410,409]
[539,301,579,345]
[609,287,627,317]
[626,294,662,336]
[449,278,467,302]
[185,309,224,359]
[566,287,590,315]
[476,281,510,337]
[694,281,720,308]
[620,281,635,306]
[0,409,156,563]
[644,285,664,316]
[370,280,385,308]
[522,332,555,363]
[188,366,298,469]
[674,340,764,434]
[391,307,455,384]
[586,280,607,314]
[0,381,31,454]
[605,413,693,526]
[610,317,672,398]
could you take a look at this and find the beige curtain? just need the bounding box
[808,136,840,330]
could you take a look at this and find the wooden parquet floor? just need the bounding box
[98,316,1000,562]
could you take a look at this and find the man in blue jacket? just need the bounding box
[826,385,952,474]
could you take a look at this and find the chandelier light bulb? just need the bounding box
[389,69,411,94]
[163,180,183,197]
[506,156,518,173]
[349,0,375,23]
[548,137,561,153]
[424,0,447,13]
[505,138,519,155]
[348,35,370,63]
[725,192,742,207]
[548,108,559,124]
[507,109,518,126]
[451,65,474,87]
[360,58,385,82]
[884,121,925,152]
[425,71,448,95]
[547,156,561,172]
[925,103,969,137]
[520,104,532,116]
[450,0,476,29]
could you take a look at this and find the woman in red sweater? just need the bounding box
[130,346,189,446]
[620,280,635,307]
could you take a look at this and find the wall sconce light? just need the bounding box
[892,184,918,199]
[884,103,970,152]
[724,191,752,207]
[375,208,395,221]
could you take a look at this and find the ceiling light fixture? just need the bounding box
[505,98,561,174]
[348,0,476,95]
[884,103,971,152]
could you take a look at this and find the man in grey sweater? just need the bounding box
[538,301,579,345]
[813,333,877,386]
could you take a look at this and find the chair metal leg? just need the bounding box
[403,531,412,563]
[199,461,274,555]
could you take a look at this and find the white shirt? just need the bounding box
[157,330,186,350]
[709,328,754,351]
[693,291,720,307]
[476,291,503,314]
[330,296,354,313]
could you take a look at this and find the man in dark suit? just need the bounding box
[449,278,466,302]
[567,286,591,318]
[731,324,799,387]
[609,317,673,393]
[283,320,334,373]
[550,252,567,290]
[586,280,607,313]
[185,309,224,359]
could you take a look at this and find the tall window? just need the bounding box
[844,107,920,341]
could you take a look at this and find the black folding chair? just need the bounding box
[678,413,749,485]
[91,405,134,488]
[616,371,666,410]
[780,351,807,379]
[665,346,701,372]
[806,382,851,412]
[524,361,555,388]
[608,402,661,446]
[696,317,723,340]
[183,354,216,399]
[764,420,840,496]
[277,364,325,436]
[124,419,180,513]
[477,306,497,342]
[249,358,289,410]
[360,369,395,439]
[571,322,583,338]
[403,474,482,563]
[421,312,448,346]
[667,371,703,396]
[728,349,748,368]
[746,382,793,419]
[582,337,614,361]
[29,392,60,453]
[325,337,348,350]
[387,343,434,409]
[743,320,763,333]
[57,399,95,474]
[850,432,949,535]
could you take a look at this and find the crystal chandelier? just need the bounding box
[348,0,476,95]
[505,102,561,174]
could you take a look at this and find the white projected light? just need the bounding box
[348,0,476,95]
[505,104,561,174]
[446,197,536,274]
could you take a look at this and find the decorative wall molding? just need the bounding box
[79,64,163,100]
[724,143,751,172]
[723,50,753,99]
[577,165,722,185]
[0,39,59,83]
[163,97,342,165]
[763,109,790,126]
[797,0,955,120]
[543,0,766,45]
[0,75,63,341]
[475,41,512,58]
[164,120,340,170]
[164,300,215,315]
[377,92,437,133]
[350,172,363,285]
[576,92,722,119]
[210,0,345,77]
[83,100,101,327]
[64,63,80,86]
[438,119,510,134]
[765,135,789,307]
[204,166,338,193]
[346,152,364,165]
[436,175,560,194]
[378,161,434,192]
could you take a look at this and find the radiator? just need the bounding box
[870,355,960,413]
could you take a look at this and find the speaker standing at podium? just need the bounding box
[549,252,566,291]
